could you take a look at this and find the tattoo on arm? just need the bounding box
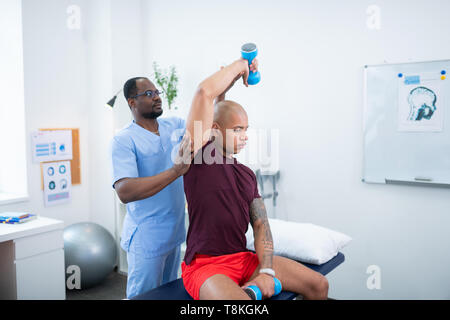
[250,198,274,268]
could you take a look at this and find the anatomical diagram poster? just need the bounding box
[397,72,445,132]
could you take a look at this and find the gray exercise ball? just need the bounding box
[64,222,117,289]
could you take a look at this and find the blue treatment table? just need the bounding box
[131,252,345,300]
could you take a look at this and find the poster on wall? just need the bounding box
[31,130,73,163]
[42,161,72,207]
[397,72,445,132]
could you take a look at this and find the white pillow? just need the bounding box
[245,218,352,265]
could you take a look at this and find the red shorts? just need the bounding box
[181,251,259,300]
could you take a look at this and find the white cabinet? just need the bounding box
[15,248,65,299]
[0,216,65,300]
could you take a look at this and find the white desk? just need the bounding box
[0,216,66,300]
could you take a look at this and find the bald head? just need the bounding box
[212,100,249,155]
[214,100,247,127]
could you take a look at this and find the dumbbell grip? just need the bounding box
[241,43,260,84]
[243,277,282,300]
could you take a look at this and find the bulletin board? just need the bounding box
[362,60,450,187]
[40,128,80,189]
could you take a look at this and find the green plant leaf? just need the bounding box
[152,62,179,109]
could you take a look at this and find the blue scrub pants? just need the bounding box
[126,245,181,299]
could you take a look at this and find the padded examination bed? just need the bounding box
[131,252,345,300]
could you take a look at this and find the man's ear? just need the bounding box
[127,98,135,110]
[210,122,221,140]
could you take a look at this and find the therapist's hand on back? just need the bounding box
[171,133,193,177]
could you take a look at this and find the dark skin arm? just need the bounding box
[243,197,276,299]
[114,134,192,204]
[114,171,177,204]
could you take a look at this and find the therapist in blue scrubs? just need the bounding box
[111,77,192,299]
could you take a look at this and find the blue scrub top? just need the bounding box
[111,117,186,258]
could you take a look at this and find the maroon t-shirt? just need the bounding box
[183,140,261,265]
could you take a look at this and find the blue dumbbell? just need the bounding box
[241,43,261,85]
[244,277,282,300]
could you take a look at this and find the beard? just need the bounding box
[142,109,163,119]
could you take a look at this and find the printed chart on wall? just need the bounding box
[397,71,445,132]
[42,161,72,207]
[31,130,73,163]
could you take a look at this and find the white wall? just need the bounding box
[84,0,146,270]
[141,0,450,299]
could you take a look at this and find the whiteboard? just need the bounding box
[363,60,450,187]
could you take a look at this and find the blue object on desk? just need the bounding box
[0,213,36,224]
[131,252,345,300]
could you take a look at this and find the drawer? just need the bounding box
[14,230,64,260]
[15,248,66,300]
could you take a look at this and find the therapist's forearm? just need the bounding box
[114,168,180,204]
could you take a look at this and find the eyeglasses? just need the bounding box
[132,89,164,99]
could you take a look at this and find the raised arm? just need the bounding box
[213,61,258,105]
[186,59,250,154]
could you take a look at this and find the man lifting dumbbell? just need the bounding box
[180,45,329,300]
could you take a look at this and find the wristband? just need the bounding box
[259,268,275,277]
